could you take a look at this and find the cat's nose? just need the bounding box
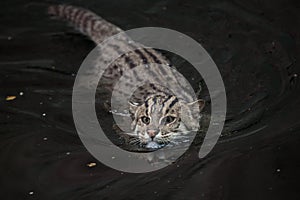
[147,129,158,139]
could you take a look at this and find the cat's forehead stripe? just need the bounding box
[145,98,150,116]
[161,95,173,113]
[161,96,178,115]
[145,98,155,116]
[169,97,179,108]
[162,95,173,105]
[150,98,156,113]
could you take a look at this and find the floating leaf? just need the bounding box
[87,162,96,168]
[6,96,16,101]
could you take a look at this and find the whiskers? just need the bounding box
[126,129,193,149]
[157,133,172,145]
[129,137,141,146]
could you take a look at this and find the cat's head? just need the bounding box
[128,95,205,149]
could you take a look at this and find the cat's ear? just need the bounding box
[128,101,139,114]
[186,99,205,112]
[179,99,205,131]
[128,101,140,130]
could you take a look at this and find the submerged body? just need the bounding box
[48,5,204,149]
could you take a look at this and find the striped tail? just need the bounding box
[48,5,123,44]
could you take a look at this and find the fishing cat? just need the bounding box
[48,4,205,149]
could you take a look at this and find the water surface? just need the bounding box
[0,0,299,199]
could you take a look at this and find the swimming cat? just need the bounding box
[48,4,205,149]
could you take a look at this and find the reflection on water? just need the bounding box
[0,0,299,199]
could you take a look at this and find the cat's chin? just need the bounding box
[145,141,166,149]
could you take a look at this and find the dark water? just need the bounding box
[1,0,300,199]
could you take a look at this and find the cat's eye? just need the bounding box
[164,116,176,124]
[141,116,150,124]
